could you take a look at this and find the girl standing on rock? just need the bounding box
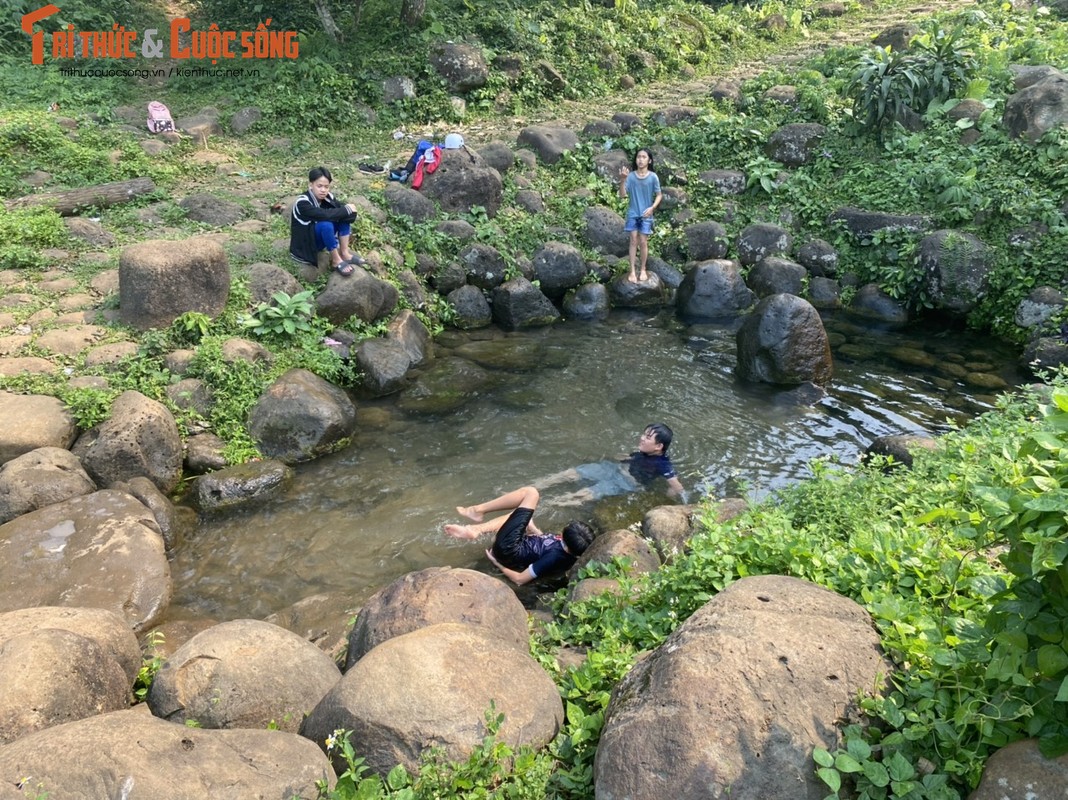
[618,148,662,283]
[290,166,366,276]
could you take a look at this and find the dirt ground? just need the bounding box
[440,1,965,147]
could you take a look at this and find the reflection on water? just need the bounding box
[169,309,1026,621]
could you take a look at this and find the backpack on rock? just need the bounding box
[147,100,174,133]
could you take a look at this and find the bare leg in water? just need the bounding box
[446,486,544,540]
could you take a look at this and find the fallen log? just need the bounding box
[5,177,156,216]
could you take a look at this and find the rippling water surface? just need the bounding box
[169,309,1026,621]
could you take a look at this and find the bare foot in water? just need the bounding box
[445,523,479,540]
[456,505,483,522]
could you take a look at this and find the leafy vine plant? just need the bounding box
[239,290,316,339]
[846,21,978,142]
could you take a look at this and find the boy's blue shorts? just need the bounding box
[624,215,654,235]
[575,461,640,499]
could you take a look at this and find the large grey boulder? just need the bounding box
[584,206,630,256]
[863,433,938,468]
[148,619,341,733]
[795,239,838,277]
[431,261,467,295]
[459,243,508,290]
[595,575,892,800]
[0,490,171,632]
[650,106,699,127]
[0,628,130,744]
[848,283,909,324]
[248,369,356,464]
[563,282,611,320]
[302,623,563,778]
[969,738,1068,800]
[807,276,842,309]
[429,41,489,91]
[684,221,729,261]
[591,149,631,183]
[1022,337,1068,375]
[736,294,833,386]
[0,446,95,524]
[608,273,667,309]
[477,141,516,173]
[246,262,302,305]
[532,241,588,299]
[344,567,529,668]
[918,230,991,315]
[1010,65,1068,91]
[708,78,743,107]
[765,122,827,166]
[747,256,806,298]
[185,432,227,475]
[827,207,930,239]
[516,125,580,164]
[1003,73,1068,141]
[641,504,697,562]
[872,22,918,51]
[0,709,333,799]
[387,309,432,366]
[111,475,181,552]
[447,285,493,329]
[382,183,438,223]
[0,606,141,683]
[315,265,399,326]
[165,377,214,417]
[491,277,561,330]
[570,528,661,579]
[736,223,792,266]
[1014,286,1065,330]
[118,237,230,330]
[698,169,746,195]
[190,459,293,514]
[0,393,76,466]
[676,259,756,319]
[265,592,355,659]
[355,338,413,396]
[419,148,504,218]
[74,390,183,494]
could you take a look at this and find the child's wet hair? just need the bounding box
[562,521,595,555]
[645,422,673,453]
[308,166,333,183]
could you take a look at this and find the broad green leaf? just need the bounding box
[1039,732,1068,758]
[834,753,863,773]
[885,751,916,782]
[1037,645,1068,679]
[1055,674,1068,702]
[1030,475,1060,493]
[817,767,841,793]
[862,760,890,787]
[1024,492,1068,512]
[813,747,834,767]
[846,737,872,760]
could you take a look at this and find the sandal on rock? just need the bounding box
[358,162,384,174]
[344,254,367,267]
[336,262,355,276]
